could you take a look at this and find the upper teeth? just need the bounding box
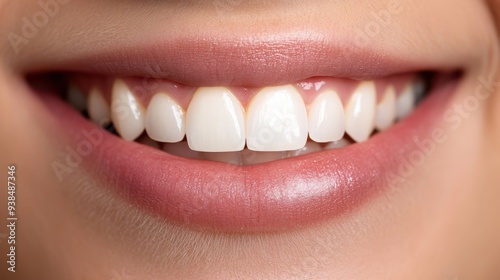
[77,77,424,153]
[186,87,246,152]
[246,85,308,152]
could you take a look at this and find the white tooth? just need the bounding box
[345,81,376,143]
[87,87,110,127]
[163,142,201,159]
[111,79,145,141]
[186,87,245,152]
[288,141,322,157]
[375,86,397,131]
[308,90,345,143]
[145,93,185,143]
[241,149,287,165]
[325,138,352,150]
[203,152,242,165]
[247,85,308,151]
[68,83,87,112]
[396,82,416,120]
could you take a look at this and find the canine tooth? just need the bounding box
[203,152,242,165]
[246,85,308,151]
[110,79,145,141]
[87,87,110,126]
[288,141,322,157]
[145,93,185,143]
[345,81,377,143]
[186,87,245,152]
[375,86,397,131]
[308,90,345,143]
[67,83,86,112]
[163,142,201,160]
[396,82,416,120]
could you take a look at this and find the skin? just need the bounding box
[1,0,500,279]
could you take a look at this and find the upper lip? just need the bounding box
[27,29,456,86]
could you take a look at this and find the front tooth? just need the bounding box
[145,93,185,143]
[87,87,110,127]
[246,85,308,151]
[308,90,345,143]
[345,81,376,143]
[111,79,145,141]
[67,83,87,112]
[375,86,396,131]
[186,87,245,152]
[396,82,416,120]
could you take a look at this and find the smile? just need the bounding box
[28,33,461,232]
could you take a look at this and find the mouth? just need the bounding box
[25,34,461,233]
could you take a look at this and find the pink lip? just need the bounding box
[38,78,457,232]
[26,31,459,232]
[27,30,455,87]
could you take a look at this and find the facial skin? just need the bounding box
[1,0,500,279]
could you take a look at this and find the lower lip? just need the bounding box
[40,79,457,233]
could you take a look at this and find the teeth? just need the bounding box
[145,93,186,143]
[110,79,145,141]
[345,81,377,143]
[87,87,110,126]
[186,87,246,152]
[246,85,308,151]
[67,83,87,112]
[75,76,426,162]
[308,90,345,143]
[375,86,397,131]
[396,82,416,120]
